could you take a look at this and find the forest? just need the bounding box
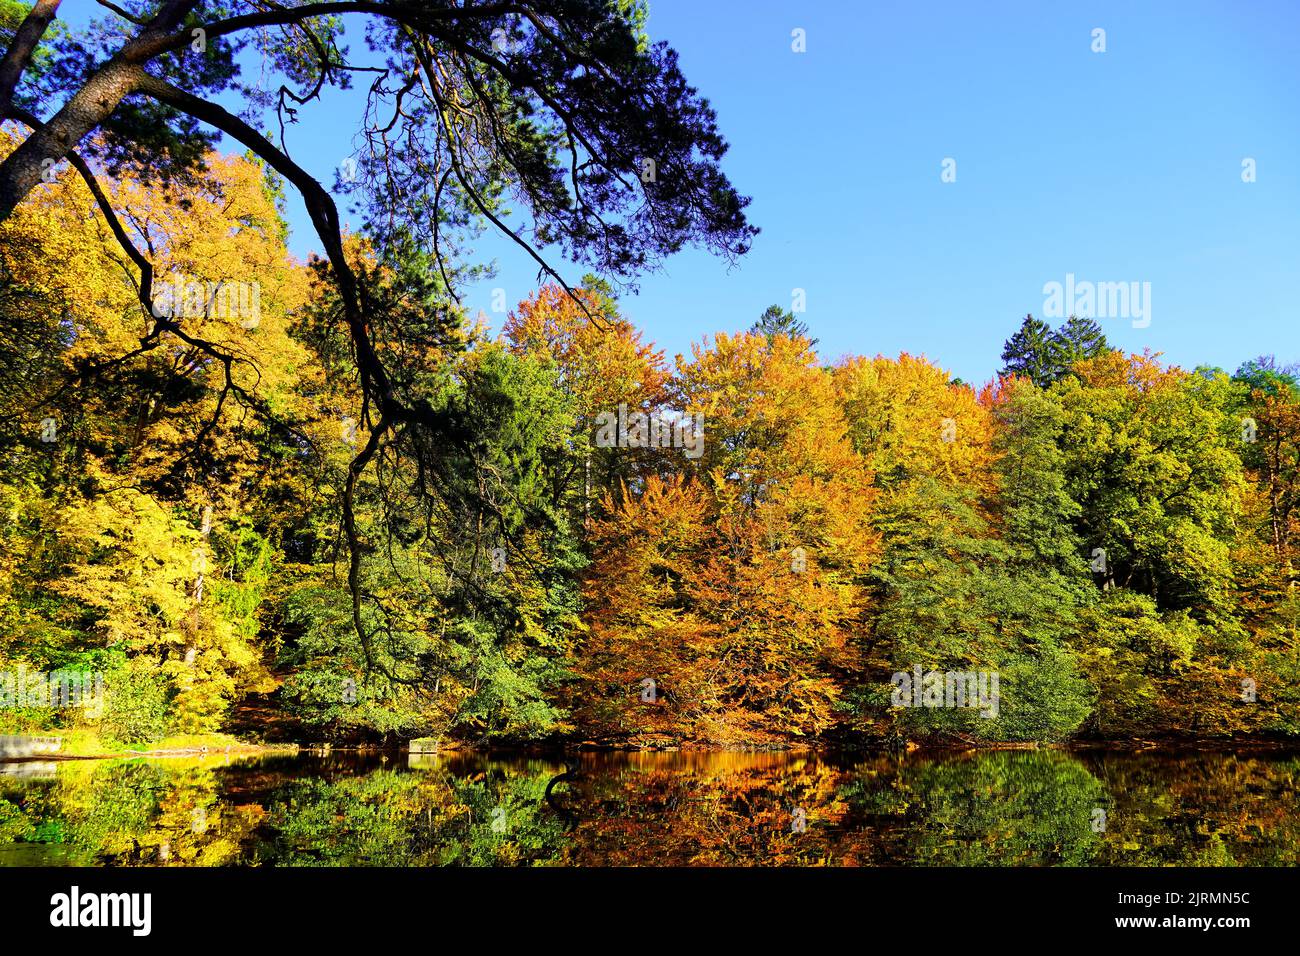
[3,132,1299,749]
[1,1,1298,754]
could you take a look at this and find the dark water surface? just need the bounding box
[1,749,1297,866]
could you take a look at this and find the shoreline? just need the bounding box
[7,736,1300,763]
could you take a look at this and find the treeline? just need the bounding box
[2,145,1299,748]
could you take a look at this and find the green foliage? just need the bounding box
[254,765,566,866]
[1057,362,1244,613]
[992,379,1089,579]
[865,477,1093,742]
[850,752,1107,865]
[1000,314,1063,387]
[100,659,171,747]
[1234,354,1298,398]
[276,344,579,743]
[991,650,1094,742]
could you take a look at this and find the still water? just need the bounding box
[1,749,1296,866]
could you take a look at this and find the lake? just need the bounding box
[1,748,1297,866]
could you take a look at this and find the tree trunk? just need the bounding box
[0,0,61,121]
[0,0,199,220]
[0,55,146,219]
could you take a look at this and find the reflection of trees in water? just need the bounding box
[538,750,1300,866]
[0,758,255,865]
[1076,751,1300,866]
[554,752,854,866]
[253,763,570,866]
[841,752,1107,865]
[546,751,1102,865]
[2,751,1300,866]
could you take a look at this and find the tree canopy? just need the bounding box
[0,0,756,671]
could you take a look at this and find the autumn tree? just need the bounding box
[503,281,667,516]
[1234,357,1300,565]
[835,356,1090,743]
[0,136,310,736]
[573,331,878,744]
[834,352,995,495]
[0,0,756,667]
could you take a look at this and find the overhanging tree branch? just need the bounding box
[0,0,61,120]
[135,72,396,412]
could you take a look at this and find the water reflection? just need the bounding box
[1,749,1296,866]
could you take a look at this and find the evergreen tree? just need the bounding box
[999,315,1063,387]
[1000,314,1112,387]
[751,304,816,346]
[1054,315,1111,368]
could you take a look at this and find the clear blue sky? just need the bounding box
[68,1,1300,383]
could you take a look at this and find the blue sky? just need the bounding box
[68,1,1300,383]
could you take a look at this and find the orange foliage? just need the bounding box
[572,332,878,744]
[503,284,667,420]
[1073,348,1186,392]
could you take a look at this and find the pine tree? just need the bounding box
[1054,315,1111,369]
[752,304,816,346]
[999,315,1063,387]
